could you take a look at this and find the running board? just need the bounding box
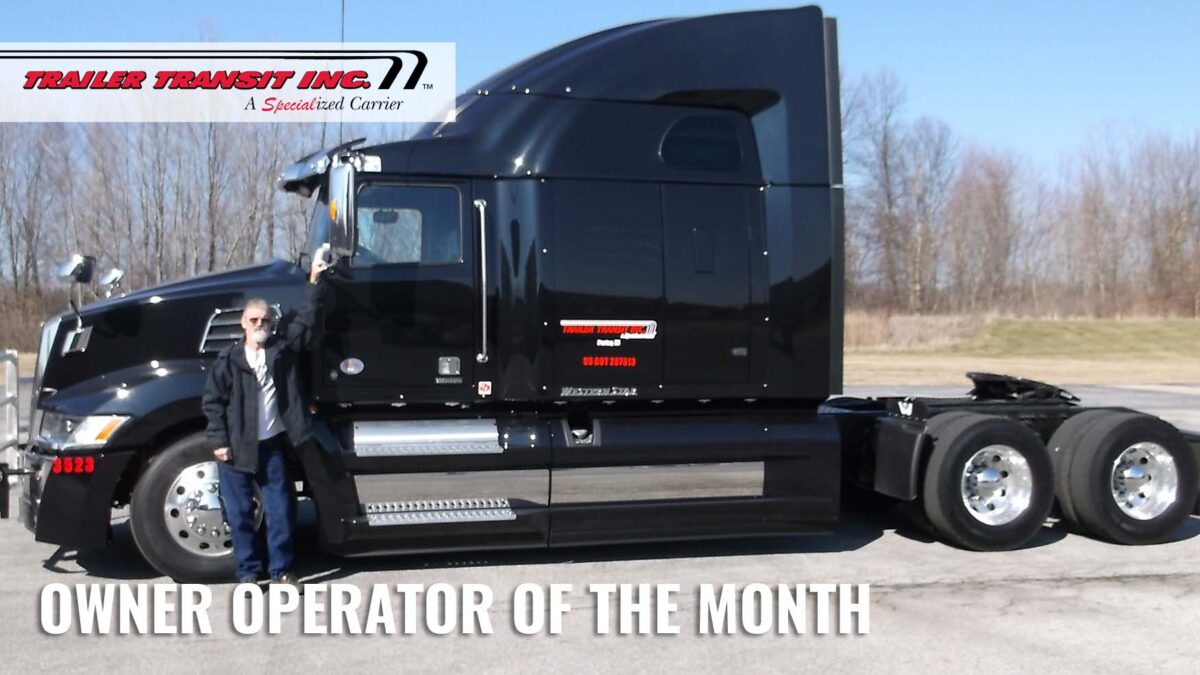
[363,498,517,526]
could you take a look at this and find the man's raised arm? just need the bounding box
[283,251,330,349]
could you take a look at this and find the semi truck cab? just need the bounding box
[7,6,1198,581]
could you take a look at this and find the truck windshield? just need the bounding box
[302,191,330,264]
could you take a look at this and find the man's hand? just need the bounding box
[214,447,230,462]
[309,244,331,283]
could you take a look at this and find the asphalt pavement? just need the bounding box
[2,383,1199,673]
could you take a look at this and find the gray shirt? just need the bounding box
[244,344,284,441]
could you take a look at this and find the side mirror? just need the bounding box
[56,254,96,285]
[99,268,124,297]
[327,161,356,258]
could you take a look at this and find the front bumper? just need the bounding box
[18,443,135,549]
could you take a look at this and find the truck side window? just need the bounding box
[353,184,461,266]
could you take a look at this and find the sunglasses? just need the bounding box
[245,316,273,326]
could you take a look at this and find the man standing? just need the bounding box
[202,254,328,585]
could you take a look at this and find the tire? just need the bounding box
[130,432,256,582]
[1064,412,1198,545]
[921,413,1055,551]
[1046,409,1112,530]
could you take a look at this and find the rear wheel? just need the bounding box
[920,413,1054,551]
[1046,409,1111,528]
[1064,413,1197,545]
[129,432,260,582]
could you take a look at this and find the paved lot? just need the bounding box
[2,383,1199,673]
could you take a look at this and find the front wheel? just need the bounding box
[129,432,259,582]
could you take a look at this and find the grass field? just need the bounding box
[846,317,1200,386]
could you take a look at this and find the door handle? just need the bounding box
[473,198,489,364]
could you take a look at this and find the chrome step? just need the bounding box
[363,498,517,526]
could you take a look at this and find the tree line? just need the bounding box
[0,70,1197,349]
[0,122,410,349]
[844,70,1200,318]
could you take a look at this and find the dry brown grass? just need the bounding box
[846,315,1200,385]
[845,311,988,350]
[17,353,34,377]
[844,353,1200,386]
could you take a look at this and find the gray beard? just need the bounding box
[251,329,269,345]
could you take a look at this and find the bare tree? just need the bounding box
[943,147,1022,312]
[846,70,909,308]
[901,117,956,311]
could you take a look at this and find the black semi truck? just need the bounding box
[4,6,1198,581]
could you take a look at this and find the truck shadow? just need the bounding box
[61,504,1198,582]
[297,507,899,583]
[64,501,892,581]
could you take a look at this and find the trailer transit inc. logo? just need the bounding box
[0,43,456,122]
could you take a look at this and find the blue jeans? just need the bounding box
[217,434,295,580]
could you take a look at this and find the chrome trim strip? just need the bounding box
[473,198,489,364]
[354,469,549,506]
[352,419,502,456]
[552,462,764,504]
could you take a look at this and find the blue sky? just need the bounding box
[3,1,1197,166]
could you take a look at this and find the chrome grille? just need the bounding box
[199,304,279,354]
[198,308,243,354]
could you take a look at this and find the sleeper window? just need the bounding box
[660,116,743,171]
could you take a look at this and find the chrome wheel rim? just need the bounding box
[961,445,1034,526]
[162,461,258,558]
[1110,442,1177,521]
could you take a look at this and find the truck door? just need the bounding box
[315,179,476,403]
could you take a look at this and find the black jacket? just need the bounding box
[202,280,325,473]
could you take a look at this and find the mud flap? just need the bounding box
[0,462,33,519]
[1186,431,1200,515]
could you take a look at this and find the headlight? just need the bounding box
[37,412,130,452]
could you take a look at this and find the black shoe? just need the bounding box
[271,571,301,589]
[237,576,260,585]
